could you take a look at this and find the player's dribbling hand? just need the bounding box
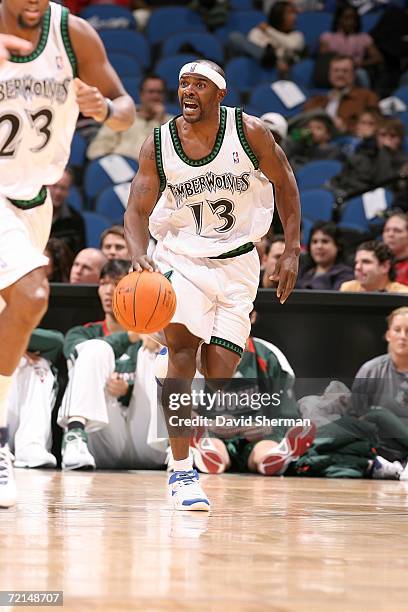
[74,78,109,123]
[131,255,157,273]
[105,373,129,398]
[0,34,32,62]
[270,249,299,304]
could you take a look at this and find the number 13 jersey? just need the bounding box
[0,2,78,201]
[150,106,274,258]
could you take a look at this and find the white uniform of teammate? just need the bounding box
[150,106,274,354]
[0,1,78,291]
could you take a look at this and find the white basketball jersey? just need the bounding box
[149,106,274,258]
[0,2,79,202]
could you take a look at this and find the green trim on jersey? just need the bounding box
[210,242,254,260]
[210,336,243,357]
[235,108,259,170]
[60,7,77,77]
[154,127,166,192]
[169,106,227,167]
[9,7,51,63]
[8,186,47,210]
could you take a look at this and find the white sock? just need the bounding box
[173,456,193,472]
[0,374,13,428]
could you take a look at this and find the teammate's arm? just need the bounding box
[68,16,136,131]
[124,135,161,272]
[243,114,301,304]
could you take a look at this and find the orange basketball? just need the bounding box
[113,270,177,333]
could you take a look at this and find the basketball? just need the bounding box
[113,270,176,333]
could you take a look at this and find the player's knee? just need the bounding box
[12,272,49,325]
[168,347,198,379]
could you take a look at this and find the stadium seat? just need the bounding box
[66,185,83,212]
[290,59,315,89]
[230,0,253,9]
[95,183,131,225]
[226,57,276,95]
[223,86,240,107]
[107,53,142,79]
[361,10,384,33]
[84,155,138,202]
[161,32,224,65]
[300,189,334,222]
[99,30,150,68]
[393,85,408,106]
[121,77,141,104]
[296,160,342,190]
[215,10,265,39]
[340,190,393,231]
[68,131,87,168]
[301,216,314,246]
[296,12,332,54]
[83,212,111,248]
[146,8,205,46]
[155,54,198,91]
[249,82,308,116]
[80,5,137,30]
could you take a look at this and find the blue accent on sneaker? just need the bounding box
[182,498,210,507]
[168,469,198,485]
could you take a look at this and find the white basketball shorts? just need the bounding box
[153,241,260,356]
[0,193,52,291]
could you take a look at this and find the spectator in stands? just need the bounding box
[303,55,379,134]
[341,241,408,294]
[87,75,172,162]
[318,4,382,89]
[348,306,408,480]
[49,169,86,256]
[189,0,229,31]
[296,221,354,290]
[382,213,408,286]
[329,117,408,198]
[70,248,107,284]
[100,225,130,261]
[286,115,343,170]
[262,235,286,288]
[346,108,382,154]
[261,112,288,147]
[58,259,166,470]
[44,238,74,283]
[228,1,305,75]
[7,329,64,469]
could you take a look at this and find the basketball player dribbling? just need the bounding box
[0,0,136,508]
[125,60,301,511]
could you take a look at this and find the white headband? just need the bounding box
[179,62,226,90]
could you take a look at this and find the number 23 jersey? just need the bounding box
[150,106,274,258]
[0,2,78,201]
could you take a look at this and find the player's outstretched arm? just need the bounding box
[124,135,161,272]
[0,34,32,62]
[68,15,136,131]
[244,114,301,304]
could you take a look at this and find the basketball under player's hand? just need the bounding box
[0,34,32,62]
[74,78,109,123]
[131,255,157,273]
[271,250,299,304]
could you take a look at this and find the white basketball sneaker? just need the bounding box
[168,469,210,511]
[0,445,17,508]
[14,443,57,469]
[62,429,96,471]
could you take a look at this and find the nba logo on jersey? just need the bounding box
[233,152,239,164]
[55,55,63,69]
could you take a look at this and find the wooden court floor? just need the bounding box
[1,470,407,612]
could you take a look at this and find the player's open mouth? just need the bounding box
[183,100,199,111]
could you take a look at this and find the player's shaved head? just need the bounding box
[194,59,226,82]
